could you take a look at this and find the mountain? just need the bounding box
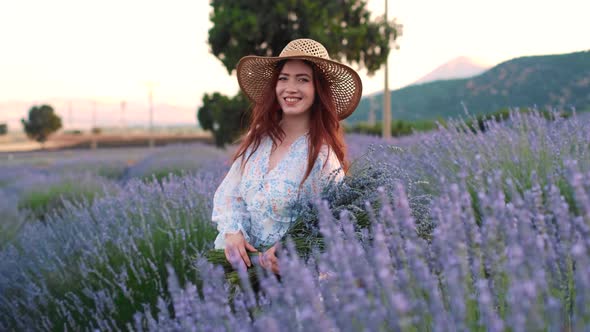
[349,50,590,124]
[411,56,490,85]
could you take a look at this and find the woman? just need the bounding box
[212,38,362,274]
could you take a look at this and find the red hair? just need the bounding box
[233,60,348,186]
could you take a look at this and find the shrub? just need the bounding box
[346,118,440,137]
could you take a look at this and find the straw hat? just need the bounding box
[236,38,363,120]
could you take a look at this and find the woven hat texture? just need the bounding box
[237,39,362,120]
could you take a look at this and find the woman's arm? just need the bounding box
[212,157,257,267]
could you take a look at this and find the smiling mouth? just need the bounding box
[284,97,301,105]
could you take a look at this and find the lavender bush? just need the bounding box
[0,172,224,330]
[120,143,229,182]
[0,143,228,234]
[47,155,131,180]
[400,111,590,206]
[0,143,232,330]
[0,190,28,249]
[0,148,148,179]
[136,166,590,331]
[1,111,589,331]
[16,173,120,222]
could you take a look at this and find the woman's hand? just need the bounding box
[224,231,257,269]
[259,243,280,274]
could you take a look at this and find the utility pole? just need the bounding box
[382,0,392,139]
[149,88,153,132]
[68,101,73,129]
[120,100,126,131]
[146,82,156,133]
[91,100,98,150]
[368,96,377,126]
[145,82,157,147]
[92,100,97,130]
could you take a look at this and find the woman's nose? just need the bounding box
[285,81,297,92]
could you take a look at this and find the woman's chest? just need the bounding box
[267,143,291,173]
[240,140,309,206]
[240,158,305,195]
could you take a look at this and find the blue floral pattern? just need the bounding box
[212,134,343,249]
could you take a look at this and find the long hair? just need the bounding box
[233,60,348,185]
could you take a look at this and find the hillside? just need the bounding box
[349,50,590,123]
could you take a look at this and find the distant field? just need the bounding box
[0,130,213,153]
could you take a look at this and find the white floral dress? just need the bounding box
[212,134,343,249]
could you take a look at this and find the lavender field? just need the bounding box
[1,111,590,331]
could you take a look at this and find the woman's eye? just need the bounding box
[278,76,287,81]
[298,78,309,82]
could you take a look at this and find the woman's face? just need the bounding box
[275,60,315,118]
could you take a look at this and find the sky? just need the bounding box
[0,0,588,130]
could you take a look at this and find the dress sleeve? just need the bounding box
[212,157,251,248]
[307,146,344,197]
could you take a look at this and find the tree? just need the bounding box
[208,0,401,75]
[21,104,62,146]
[198,92,251,148]
[206,1,401,145]
[0,123,7,135]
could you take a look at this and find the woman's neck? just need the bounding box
[280,113,310,142]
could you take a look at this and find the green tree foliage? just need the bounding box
[208,0,400,75]
[0,123,7,135]
[21,104,62,145]
[346,118,440,137]
[197,92,251,148]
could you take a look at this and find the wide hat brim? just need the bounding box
[237,54,363,120]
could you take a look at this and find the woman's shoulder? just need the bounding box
[242,135,271,156]
[316,143,342,170]
[318,141,337,157]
